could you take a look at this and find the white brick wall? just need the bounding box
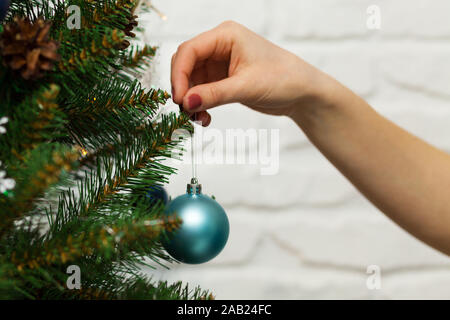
[141,0,450,299]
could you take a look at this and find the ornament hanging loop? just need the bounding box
[187,177,202,195]
[190,113,198,181]
[188,112,201,195]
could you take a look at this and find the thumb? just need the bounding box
[182,77,242,112]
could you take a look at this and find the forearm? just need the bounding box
[291,75,450,255]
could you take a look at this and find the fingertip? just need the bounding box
[171,45,196,105]
[188,93,203,110]
[172,85,182,105]
[171,71,188,106]
[173,82,190,105]
[191,111,211,127]
[203,112,212,127]
[182,90,204,113]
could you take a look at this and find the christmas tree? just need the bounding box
[0,0,212,299]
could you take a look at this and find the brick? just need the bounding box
[268,0,450,40]
[267,0,372,40]
[149,263,380,299]
[382,270,450,299]
[142,0,266,40]
[381,0,450,38]
[378,47,450,100]
[284,42,375,97]
[375,102,450,153]
[266,209,450,269]
[166,146,357,209]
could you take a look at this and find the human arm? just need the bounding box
[171,21,450,255]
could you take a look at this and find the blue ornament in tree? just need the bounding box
[162,178,229,264]
[0,0,10,22]
[145,184,169,205]
[133,184,169,209]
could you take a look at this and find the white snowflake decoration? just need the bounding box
[0,117,8,134]
[0,117,16,194]
[0,161,15,194]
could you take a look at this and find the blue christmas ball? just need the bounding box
[0,0,10,22]
[145,185,169,205]
[132,185,169,209]
[162,181,229,264]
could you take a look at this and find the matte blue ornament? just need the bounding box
[145,184,169,205]
[132,185,169,209]
[162,178,229,264]
[0,0,10,22]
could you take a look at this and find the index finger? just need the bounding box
[171,24,233,104]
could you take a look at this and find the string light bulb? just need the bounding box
[145,1,168,21]
[80,148,88,157]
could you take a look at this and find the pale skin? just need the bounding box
[171,21,450,256]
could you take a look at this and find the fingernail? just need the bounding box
[188,94,202,110]
[203,113,211,127]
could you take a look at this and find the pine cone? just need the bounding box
[124,15,138,38]
[117,15,138,50]
[0,16,60,80]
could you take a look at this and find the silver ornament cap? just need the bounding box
[186,177,202,194]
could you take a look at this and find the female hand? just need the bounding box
[171,20,330,126]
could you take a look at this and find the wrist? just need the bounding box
[288,68,337,128]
